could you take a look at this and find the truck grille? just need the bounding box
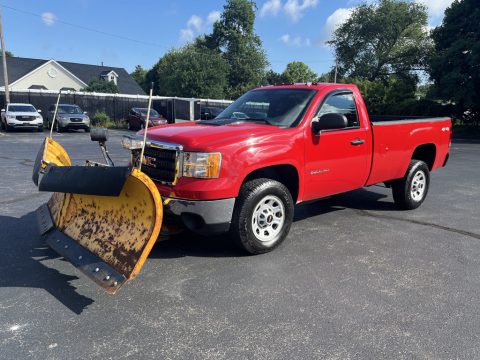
[16,115,36,121]
[70,118,83,122]
[141,146,178,184]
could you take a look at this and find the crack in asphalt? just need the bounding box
[354,209,480,240]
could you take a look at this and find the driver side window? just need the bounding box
[316,92,359,128]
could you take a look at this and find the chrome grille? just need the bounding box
[141,146,178,184]
[16,115,36,121]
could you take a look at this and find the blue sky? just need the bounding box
[1,0,452,75]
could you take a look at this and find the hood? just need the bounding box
[146,121,288,151]
[8,111,41,117]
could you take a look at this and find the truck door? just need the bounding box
[303,90,371,200]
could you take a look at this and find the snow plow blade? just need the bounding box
[33,138,163,294]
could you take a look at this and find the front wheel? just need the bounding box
[85,127,90,133]
[392,160,430,210]
[230,178,294,254]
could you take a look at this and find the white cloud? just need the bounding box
[415,0,454,18]
[41,12,57,26]
[280,33,311,47]
[320,7,353,45]
[179,11,220,43]
[284,0,318,22]
[260,0,317,22]
[260,0,282,17]
[180,28,195,42]
[207,11,221,23]
[187,15,203,32]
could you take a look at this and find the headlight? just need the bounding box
[58,115,67,121]
[36,115,42,119]
[7,114,15,119]
[121,135,144,150]
[183,152,221,179]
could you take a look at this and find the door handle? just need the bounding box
[350,139,365,146]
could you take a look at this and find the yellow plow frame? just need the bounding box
[33,89,163,294]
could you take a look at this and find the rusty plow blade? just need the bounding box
[33,138,163,294]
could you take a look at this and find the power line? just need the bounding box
[1,4,165,49]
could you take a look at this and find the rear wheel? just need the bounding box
[392,160,430,210]
[230,178,294,254]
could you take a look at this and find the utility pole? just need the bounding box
[0,7,10,104]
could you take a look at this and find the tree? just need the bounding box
[281,61,318,83]
[328,0,431,81]
[82,79,118,93]
[130,65,147,92]
[1,50,13,57]
[263,70,283,85]
[429,0,480,123]
[204,0,268,98]
[150,44,228,98]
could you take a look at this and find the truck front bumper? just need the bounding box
[163,197,235,235]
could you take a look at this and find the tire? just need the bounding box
[37,126,43,132]
[230,178,294,254]
[85,127,90,133]
[5,123,12,132]
[55,122,63,133]
[392,160,430,210]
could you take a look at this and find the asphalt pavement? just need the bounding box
[1,129,479,359]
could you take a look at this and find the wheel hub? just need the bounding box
[411,170,426,201]
[251,195,285,244]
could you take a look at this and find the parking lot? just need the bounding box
[1,129,480,359]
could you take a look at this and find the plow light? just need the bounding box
[121,135,144,150]
[183,152,221,179]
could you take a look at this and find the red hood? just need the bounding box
[145,122,287,151]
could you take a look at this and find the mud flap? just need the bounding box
[33,138,163,294]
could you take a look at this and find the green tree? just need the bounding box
[263,70,283,85]
[281,61,318,83]
[2,50,13,57]
[429,0,480,124]
[204,0,268,98]
[329,0,431,81]
[82,79,118,93]
[130,65,147,91]
[151,44,228,98]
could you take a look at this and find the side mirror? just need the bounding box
[312,113,348,134]
[84,111,88,115]
[90,128,108,143]
[37,109,42,113]
[1,109,5,112]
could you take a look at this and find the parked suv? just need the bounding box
[48,104,90,132]
[126,107,167,130]
[1,103,43,132]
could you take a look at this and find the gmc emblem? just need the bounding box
[142,156,156,168]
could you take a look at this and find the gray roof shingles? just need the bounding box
[0,56,146,95]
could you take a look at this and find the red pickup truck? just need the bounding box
[130,83,451,254]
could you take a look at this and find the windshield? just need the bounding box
[8,105,36,112]
[137,108,160,117]
[215,88,317,127]
[58,105,83,114]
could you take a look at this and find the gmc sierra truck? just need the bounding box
[125,83,451,254]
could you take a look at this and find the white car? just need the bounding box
[1,103,43,132]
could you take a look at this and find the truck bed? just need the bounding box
[366,115,451,186]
